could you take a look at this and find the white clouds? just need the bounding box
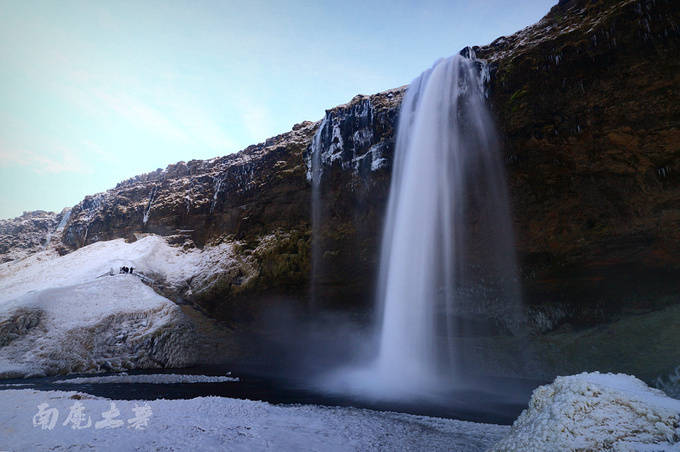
[56,73,237,155]
[95,90,190,143]
[241,103,272,144]
[0,143,92,175]
[159,94,237,152]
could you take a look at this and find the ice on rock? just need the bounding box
[491,372,680,451]
[142,186,158,225]
[305,97,383,182]
[210,174,226,214]
[43,208,72,250]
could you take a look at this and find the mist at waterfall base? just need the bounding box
[312,52,532,408]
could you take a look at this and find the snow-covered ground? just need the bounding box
[0,235,244,378]
[0,234,248,303]
[52,373,239,384]
[0,276,194,378]
[491,372,680,451]
[0,388,509,451]
[4,372,677,451]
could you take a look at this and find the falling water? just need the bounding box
[43,208,72,250]
[143,186,158,225]
[210,174,226,214]
[309,117,327,306]
[369,51,524,394]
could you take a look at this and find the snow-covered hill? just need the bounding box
[0,235,241,378]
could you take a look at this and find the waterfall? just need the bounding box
[210,174,226,214]
[143,186,158,225]
[309,117,327,306]
[56,208,72,231]
[43,208,72,250]
[368,51,524,394]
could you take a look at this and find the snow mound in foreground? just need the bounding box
[491,372,680,451]
[0,235,211,378]
[0,277,194,378]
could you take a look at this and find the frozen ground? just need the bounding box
[0,235,236,378]
[0,276,194,378]
[491,372,680,451]
[52,373,239,384]
[0,388,509,452]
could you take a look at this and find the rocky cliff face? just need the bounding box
[477,0,680,327]
[2,0,678,379]
[0,210,61,263]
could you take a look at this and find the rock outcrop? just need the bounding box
[0,210,59,263]
[2,0,678,380]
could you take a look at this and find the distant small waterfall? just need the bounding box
[143,186,158,225]
[309,117,327,306]
[210,174,226,214]
[369,51,524,394]
[43,208,72,249]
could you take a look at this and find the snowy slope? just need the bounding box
[0,235,248,304]
[0,388,509,451]
[0,236,218,378]
[490,372,680,451]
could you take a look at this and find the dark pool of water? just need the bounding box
[1,367,543,425]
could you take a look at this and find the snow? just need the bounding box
[0,234,246,305]
[43,208,72,250]
[0,388,509,451]
[0,276,193,378]
[53,373,239,384]
[490,372,680,451]
[0,235,249,378]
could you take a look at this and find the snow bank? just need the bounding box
[0,235,250,304]
[53,373,239,384]
[491,372,680,451]
[0,235,220,378]
[0,277,194,378]
[0,388,509,451]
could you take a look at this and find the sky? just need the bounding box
[0,0,555,219]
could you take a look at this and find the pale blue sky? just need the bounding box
[0,0,554,219]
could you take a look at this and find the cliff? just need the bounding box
[0,210,60,263]
[2,0,678,378]
[478,0,680,326]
